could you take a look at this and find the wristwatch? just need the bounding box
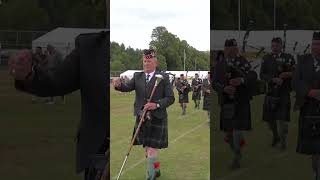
[156,103,160,108]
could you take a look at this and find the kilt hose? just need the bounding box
[132,114,167,179]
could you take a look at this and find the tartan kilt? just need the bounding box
[192,91,201,100]
[203,94,210,110]
[179,93,189,103]
[220,101,251,131]
[262,95,291,122]
[296,101,320,154]
[132,114,168,149]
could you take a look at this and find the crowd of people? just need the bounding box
[174,72,211,123]
[212,32,320,180]
[31,45,65,104]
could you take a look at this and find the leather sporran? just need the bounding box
[303,115,320,138]
[265,96,280,112]
[302,101,320,138]
[179,94,184,101]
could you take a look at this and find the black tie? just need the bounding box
[146,74,150,84]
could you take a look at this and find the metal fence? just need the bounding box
[110,71,123,77]
[0,30,47,49]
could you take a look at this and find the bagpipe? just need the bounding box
[269,56,295,96]
[193,79,202,92]
[180,79,191,93]
[224,59,248,100]
[240,20,266,96]
[165,72,176,87]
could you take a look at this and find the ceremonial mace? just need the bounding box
[116,74,164,180]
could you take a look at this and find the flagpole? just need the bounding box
[274,0,276,31]
[238,0,241,42]
[184,49,186,71]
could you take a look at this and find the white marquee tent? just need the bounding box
[32,27,106,58]
[119,70,210,80]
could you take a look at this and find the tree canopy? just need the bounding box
[111,26,209,71]
[0,0,105,30]
[212,0,320,30]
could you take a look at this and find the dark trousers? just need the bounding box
[226,130,243,162]
[312,155,320,180]
[84,141,109,180]
[85,168,103,180]
[268,120,288,144]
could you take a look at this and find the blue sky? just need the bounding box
[110,0,210,51]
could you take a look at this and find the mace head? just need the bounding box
[155,74,163,86]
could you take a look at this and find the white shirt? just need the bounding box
[145,71,155,81]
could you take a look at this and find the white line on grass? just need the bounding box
[111,110,200,148]
[112,120,208,180]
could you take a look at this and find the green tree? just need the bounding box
[111,60,125,71]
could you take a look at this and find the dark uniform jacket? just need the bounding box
[260,53,295,97]
[192,78,202,100]
[213,56,257,130]
[293,54,320,154]
[202,78,211,110]
[15,31,109,174]
[260,52,295,122]
[115,71,175,148]
[176,79,191,103]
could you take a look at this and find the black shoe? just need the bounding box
[271,137,280,147]
[156,170,161,177]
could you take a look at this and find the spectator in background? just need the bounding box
[33,47,47,65]
[46,44,65,104]
[31,47,47,103]
[123,75,129,84]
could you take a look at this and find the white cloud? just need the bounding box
[110,0,210,51]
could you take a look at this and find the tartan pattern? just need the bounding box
[192,78,202,100]
[176,79,190,103]
[262,95,291,122]
[202,79,211,110]
[115,71,174,149]
[133,115,168,149]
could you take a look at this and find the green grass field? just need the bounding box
[1,63,314,180]
[212,93,314,180]
[0,68,82,180]
[110,89,210,180]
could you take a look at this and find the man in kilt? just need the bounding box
[176,74,191,115]
[293,32,320,180]
[192,73,203,109]
[113,49,175,180]
[202,71,211,124]
[260,37,295,150]
[213,39,257,169]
